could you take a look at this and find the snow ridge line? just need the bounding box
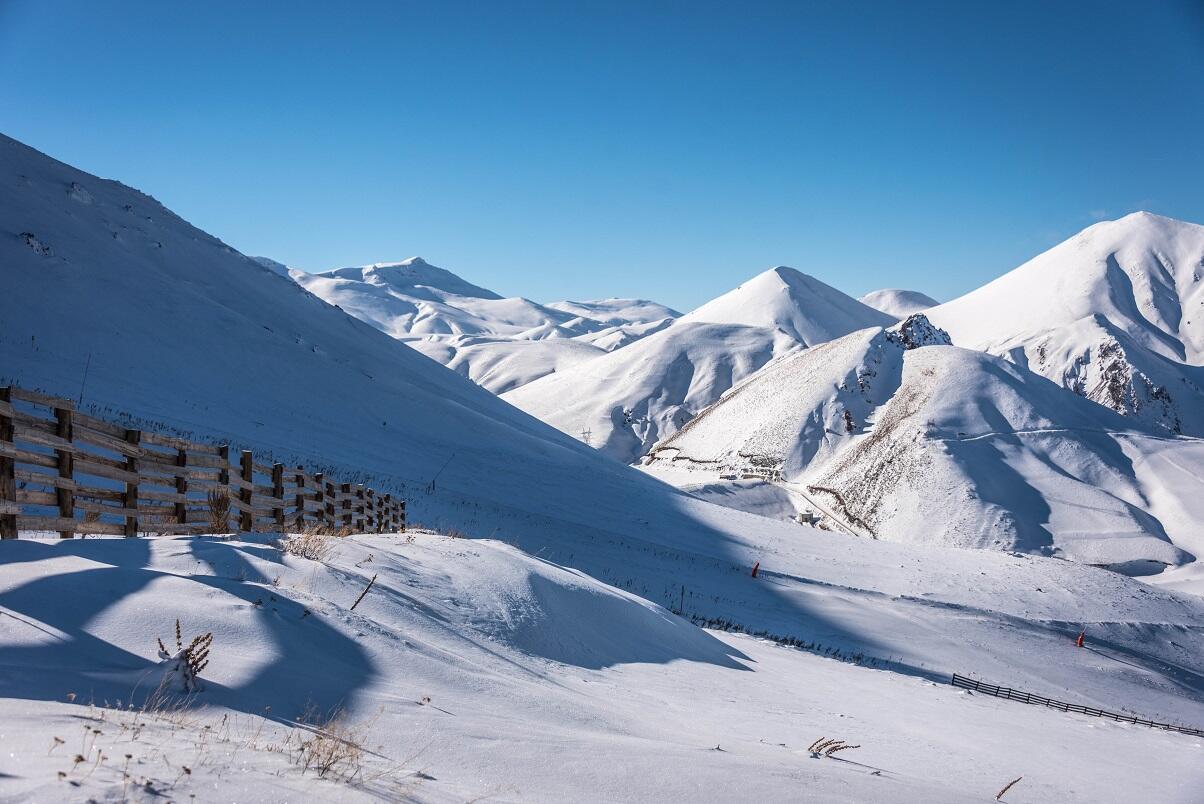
[950,674,1204,736]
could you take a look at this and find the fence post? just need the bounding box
[53,405,74,539]
[314,473,325,525]
[325,479,336,525]
[175,448,188,530]
[341,483,352,530]
[272,462,285,530]
[382,494,392,533]
[366,488,376,532]
[294,466,305,528]
[0,388,15,539]
[123,429,141,537]
[399,499,406,532]
[217,445,230,532]
[239,450,253,532]
[354,484,365,532]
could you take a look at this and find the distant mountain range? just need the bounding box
[6,129,1204,581]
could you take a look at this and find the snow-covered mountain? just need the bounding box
[859,287,939,318]
[503,267,894,463]
[7,133,1204,802]
[291,260,679,391]
[926,212,1204,436]
[646,315,1204,573]
[679,266,895,343]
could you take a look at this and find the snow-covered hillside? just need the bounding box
[6,133,1204,802]
[647,315,1204,573]
[859,288,939,319]
[291,261,679,392]
[926,212,1204,437]
[503,267,893,463]
[8,531,1204,802]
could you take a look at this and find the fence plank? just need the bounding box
[9,387,73,409]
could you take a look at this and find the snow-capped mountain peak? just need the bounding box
[681,265,894,346]
[859,288,940,319]
[926,211,1204,436]
[322,256,504,301]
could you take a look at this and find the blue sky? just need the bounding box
[2,1,1202,310]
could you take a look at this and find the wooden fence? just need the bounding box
[0,386,405,539]
[950,673,1204,737]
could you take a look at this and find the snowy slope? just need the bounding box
[408,334,608,394]
[926,212,1204,436]
[858,288,939,319]
[6,134,1204,801]
[545,297,682,326]
[6,532,1204,803]
[503,267,893,463]
[647,316,1204,572]
[292,263,679,391]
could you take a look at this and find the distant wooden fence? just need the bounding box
[951,673,1204,737]
[0,386,405,539]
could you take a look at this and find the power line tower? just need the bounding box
[579,426,592,446]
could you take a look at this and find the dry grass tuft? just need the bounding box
[288,706,375,781]
[143,514,176,538]
[301,520,353,538]
[279,529,336,562]
[807,737,861,757]
[156,619,213,693]
[207,489,231,533]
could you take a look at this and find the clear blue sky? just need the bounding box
[2,1,1202,310]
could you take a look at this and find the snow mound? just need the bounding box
[859,288,940,319]
[927,212,1204,436]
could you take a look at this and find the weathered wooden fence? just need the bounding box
[0,386,405,539]
[951,673,1204,737]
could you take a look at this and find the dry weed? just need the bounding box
[807,737,861,757]
[207,489,231,533]
[279,529,335,562]
[288,706,375,781]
